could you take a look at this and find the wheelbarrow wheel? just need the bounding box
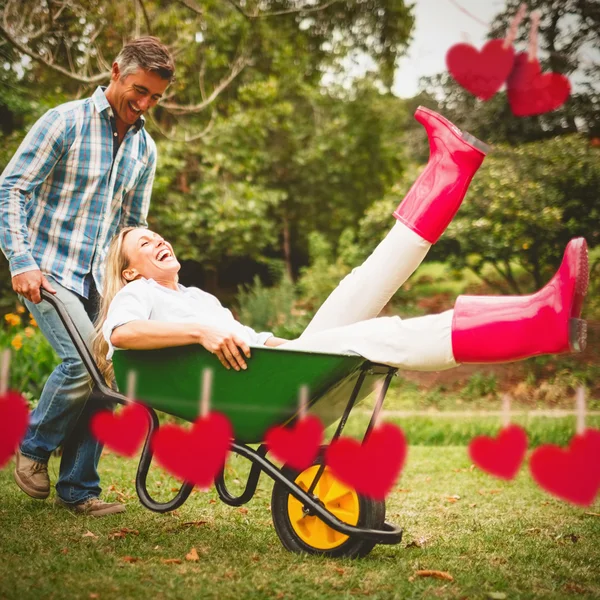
[271,451,385,558]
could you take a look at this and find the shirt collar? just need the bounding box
[92,86,145,133]
[144,277,186,295]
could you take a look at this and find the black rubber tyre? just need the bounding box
[271,452,386,558]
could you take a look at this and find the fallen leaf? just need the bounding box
[171,487,179,492]
[109,532,126,539]
[414,570,454,582]
[182,520,208,528]
[186,548,200,562]
[121,556,139,563]
[61,548,69,554]
[120,528,139,535]
[585,512,600,517]
[108,485,116,491]
[251,553,260,562]
[469,503,477,508]
[469,464,475,472]
[89,594,99,599]
[334,567,345,575]
[209,499,216,504]
[489,490,501,495]
[238,507,248,515]
[564,582,587,594]
[161,558,182,565]
[82,531,98,539]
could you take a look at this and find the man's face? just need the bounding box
[108,63,169,126]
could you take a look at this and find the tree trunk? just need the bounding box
[282,211,293,281]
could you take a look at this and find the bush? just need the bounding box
[236,264,309,339]
[0,306,59,404]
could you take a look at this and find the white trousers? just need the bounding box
[280,221,459,371]
[280,311,457,371]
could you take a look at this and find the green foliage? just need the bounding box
[445,135,600,293]
[0,308,59,405]
[462,372,498,401]
[235,265,308,339]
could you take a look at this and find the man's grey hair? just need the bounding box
[114,36,175,82]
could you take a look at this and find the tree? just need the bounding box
[444,135,600,293]
[0,0,416,291]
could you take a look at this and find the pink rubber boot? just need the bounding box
[452,238,589,363]
[394,106,490,243]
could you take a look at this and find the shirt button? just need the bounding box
[113,132,117,136]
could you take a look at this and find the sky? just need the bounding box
[391,0,507,97]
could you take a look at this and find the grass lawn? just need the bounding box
[1,442,599,600]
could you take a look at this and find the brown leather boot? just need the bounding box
[14,451,50,499]
[55,497,126,517]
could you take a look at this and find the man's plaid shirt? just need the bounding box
[0,87,156,298]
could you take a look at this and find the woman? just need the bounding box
[92,108,588,382]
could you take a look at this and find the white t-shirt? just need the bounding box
[102,278,273,359]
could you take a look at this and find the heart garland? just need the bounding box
[446,6,571,116]
[152,369,232,488]
[529,429,600,507]
[325,423,407,501]
[152,411,233,488]
[0,390,30,469]
[91,401,149,458]
[90,370,149,457]
[265,385,324,471]
[446,39,516,102]
[506,52,571,117]
[469,424,529,480]
[0,350,29,468]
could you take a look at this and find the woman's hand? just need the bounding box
[197,326,251,371]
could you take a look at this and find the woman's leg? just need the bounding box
[302,107,488,337]
[285,238,589,369]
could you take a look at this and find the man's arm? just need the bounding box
[119,137,156,228]
[0,109,65,302]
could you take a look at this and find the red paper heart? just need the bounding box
[507,53,571,116]
[446,39,515,101]
[265,415,324,471]
[529,428,600,506]
[468,424,528,480]
[90,402,149,457]
[152,412,232,489]
[0,391,29,468]
[325,423,406,500]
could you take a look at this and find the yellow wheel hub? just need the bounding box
[287,465,360,550]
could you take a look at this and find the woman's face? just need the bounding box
[122,229,180,283]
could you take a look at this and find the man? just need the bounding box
[0,36,174,516]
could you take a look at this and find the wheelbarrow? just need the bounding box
[42,289,403,558]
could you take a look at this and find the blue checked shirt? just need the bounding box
[0,87,156,298]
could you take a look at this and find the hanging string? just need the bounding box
[298,384,309,420]
[576,386,586,435]
[0,348,10,396]
[200,368,213,418]
[446,0,489,28]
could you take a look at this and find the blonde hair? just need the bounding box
[91,227,138,385]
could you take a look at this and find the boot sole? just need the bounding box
[14,469,50,500]
[569,238,589,353]
[416,106,492,155]
[55,497,126,517]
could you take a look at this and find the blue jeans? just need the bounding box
[20,276,110,504]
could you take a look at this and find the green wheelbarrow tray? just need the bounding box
[39,289,403,555]
[112,345,384,444]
